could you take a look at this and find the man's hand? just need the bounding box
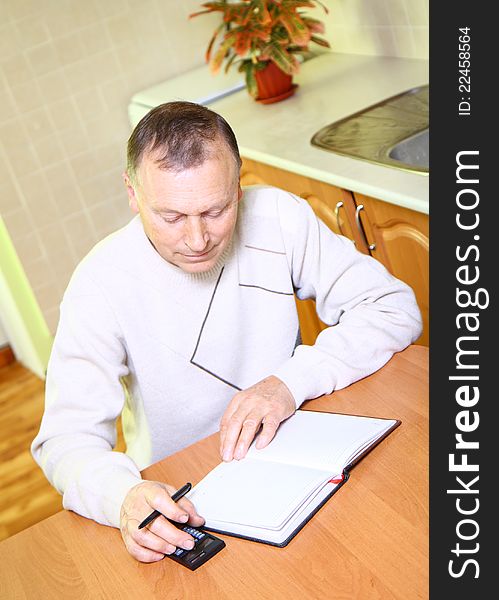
[219,375,295,462]
[120,481,205,563]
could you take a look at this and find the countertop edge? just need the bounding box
[240,147,429,215]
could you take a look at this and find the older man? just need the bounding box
[32,101,422,562]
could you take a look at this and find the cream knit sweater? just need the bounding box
[32,186,422,528]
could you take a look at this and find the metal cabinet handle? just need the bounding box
[355,204,376,251]
[334,201,347,237]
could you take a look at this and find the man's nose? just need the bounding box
[184,217,208,252]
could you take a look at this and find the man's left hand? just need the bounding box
[219,375,295,462]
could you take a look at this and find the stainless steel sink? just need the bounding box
[311,85,429,174]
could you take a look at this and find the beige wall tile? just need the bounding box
[26,42,61,76]
[9,80,43,114]
[0,24,21,61]
[1,206,36,241]
[73,88,108,122]
[393,27,416,59]
[405,0,429,26]
[37,221,75,267]
[1,55,33,87]
[0,119,40,175]
[15,15,50,47]
[322,0,428,59]
[31,135,66,168]
[0,179,24,214]
[46,97,80,132]
[21,256,55,291]
[412,27,429,60]
[12,231,44,271]
[80,22,112,56]
[0,89,17,123]
[54,34,87,66]
[18,172,60,229]
[62,212,99,261]
[57,124,92,158]
[22,107,54,142]
[44,162,85,218]
[95,0,129,19]
[36,70,70,103]
[33,281,64,315]
[69,150,104,182]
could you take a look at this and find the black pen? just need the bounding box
[137,482,192,530]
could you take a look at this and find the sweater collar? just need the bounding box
[127,215,233,285]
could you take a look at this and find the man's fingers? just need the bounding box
[143,488,190,523]
[233,417,262,460]
[221,413,262,462]
[218,376,296,462]
[127,540,166,563]
[255,417,280,450]
[177,497,205,526]
[219,402,238,453]
[134,526,180,555]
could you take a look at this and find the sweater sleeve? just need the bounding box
[31,269,142,528]
[272,191,423,407]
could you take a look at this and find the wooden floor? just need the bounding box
[0,361,124,541]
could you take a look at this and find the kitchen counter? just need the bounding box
[209,53,429,214]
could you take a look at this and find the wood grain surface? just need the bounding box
[0,345,428,600]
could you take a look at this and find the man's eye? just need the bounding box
[162,215,182,224]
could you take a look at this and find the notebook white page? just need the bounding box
[188,458,330,530]
[245,410,396,473]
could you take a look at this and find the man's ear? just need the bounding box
[237,183,243,202]
[123,171,139,214]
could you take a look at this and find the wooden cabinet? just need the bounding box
[240,158,429,346]
[241,159,358,241]
[352,192,429,346]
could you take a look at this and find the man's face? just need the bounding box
[125,146,242,274]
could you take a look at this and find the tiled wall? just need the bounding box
[0,0,428,336]
[323,0,429,59]
[0,0,218,334]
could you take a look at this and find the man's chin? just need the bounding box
[177,256,219,274]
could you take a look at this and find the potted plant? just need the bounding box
[189,0,331,103]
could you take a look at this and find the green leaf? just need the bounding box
[210,34,237,73]
[245,63,259,98]
[310,34,330,48]
[205,22,227,62]
[263,42,299,75]
[301,16,325,34]
[224,53,239,73]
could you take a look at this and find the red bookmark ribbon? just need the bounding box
[328,474,345,484]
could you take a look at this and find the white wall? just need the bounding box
[0,316,8,347]
[322,0,429,60]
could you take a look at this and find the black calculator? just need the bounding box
[168,525,226,570]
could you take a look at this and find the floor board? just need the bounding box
[0,361,124,541]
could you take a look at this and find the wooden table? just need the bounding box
[0,345,428,599]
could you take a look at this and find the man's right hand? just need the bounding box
[120,481,205,563]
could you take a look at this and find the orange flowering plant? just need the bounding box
[189,0,330,97]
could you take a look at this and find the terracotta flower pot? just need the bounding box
[254,61,298,104]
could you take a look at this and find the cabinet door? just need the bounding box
[241,158,358,240]
[353,193,429,346]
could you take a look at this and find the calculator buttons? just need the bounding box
[167,530,226,570]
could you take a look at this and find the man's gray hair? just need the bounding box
[126,101,242,183]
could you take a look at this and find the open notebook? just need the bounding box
[187,410,400,547]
